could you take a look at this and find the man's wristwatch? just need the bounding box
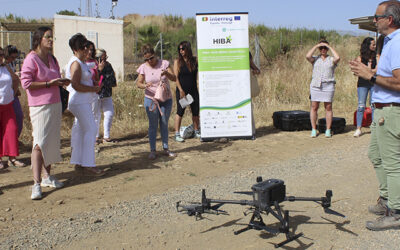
[370,74,377,84]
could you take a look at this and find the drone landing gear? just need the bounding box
[234,209,303,248]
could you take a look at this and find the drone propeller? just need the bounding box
[234,191,253,195]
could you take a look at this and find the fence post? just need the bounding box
[280,32,282,52]
[160,33,163,60]
[254,34,260,68]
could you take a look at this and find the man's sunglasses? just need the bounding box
[374,14,389,20]
[319,46,328,50]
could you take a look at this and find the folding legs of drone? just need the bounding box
[234,211,267,235]
[274,232,303,248]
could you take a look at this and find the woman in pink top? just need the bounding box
[21,27,70,200]
[136,45,176,160]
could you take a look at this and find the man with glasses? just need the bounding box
[350,0,400,231]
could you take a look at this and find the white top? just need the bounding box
[0,66,14,105]
[66,56,95,105]
[310,56,336,87]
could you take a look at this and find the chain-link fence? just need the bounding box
[0,31,31,71]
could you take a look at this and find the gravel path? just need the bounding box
[1,135,399,249]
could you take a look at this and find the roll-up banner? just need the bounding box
[196,12,252,141]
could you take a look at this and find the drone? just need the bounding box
[176,177,344,248]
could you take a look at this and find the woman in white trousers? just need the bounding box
[65,33,104,176]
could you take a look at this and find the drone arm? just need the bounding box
[208,199,254,206]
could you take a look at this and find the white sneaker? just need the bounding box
[353,129,362,137]
[41,176,64,188]
[31,183,42,200]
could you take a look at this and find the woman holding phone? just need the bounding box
[21,26,70,200]
[95,48,116,143]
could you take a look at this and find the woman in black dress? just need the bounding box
[173,41,200,142]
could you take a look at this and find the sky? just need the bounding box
[3,0,382,32]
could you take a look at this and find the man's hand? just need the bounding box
[349,60,374,81]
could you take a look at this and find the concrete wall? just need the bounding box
[53,14,124,81]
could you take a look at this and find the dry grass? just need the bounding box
[18,34,365,142]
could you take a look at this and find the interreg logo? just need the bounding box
[209,16,233,22]
[213,35,232,44]
[234,16,241,21]
[202,17,208,21]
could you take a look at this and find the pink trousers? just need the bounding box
[0,102,19,157]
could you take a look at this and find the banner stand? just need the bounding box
[196,12,253,141]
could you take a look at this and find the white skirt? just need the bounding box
[310,81,335,102]
[29,102,62,166]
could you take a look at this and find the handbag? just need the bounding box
[250,73,260,98]
[149,77,172,116]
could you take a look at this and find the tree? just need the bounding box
[57,10,78,16]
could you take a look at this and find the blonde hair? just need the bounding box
[95,48,106,58]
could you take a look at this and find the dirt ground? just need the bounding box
[0,125,395,249]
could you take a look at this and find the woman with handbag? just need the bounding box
[136,45,176,160]
[20,27,70,199]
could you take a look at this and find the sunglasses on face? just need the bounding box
[43,35,53,39]
[374,14,388,20]
[179,47,185,51]
[319,46,328,50]
[144,55,155,62]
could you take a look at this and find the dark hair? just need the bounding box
[380,1,400,27]
[32,26,52,50]
[177,41,197,72]
[68,33,88,52]
[360,37,376,63]
[319,38,329,45]
[376,34,386,55]
[4,45,18,58]
[141,44,155,56]
[85,40,96,59]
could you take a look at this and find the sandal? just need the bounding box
[8,158,26,168]
[83,167,105,177]
[103,138,117,144]
[162,149,177,157]
[0,161,8,170]
[148,151,157,160]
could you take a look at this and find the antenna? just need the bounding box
[78,0,82,16]
[86,0,92,17]
[110,0,118,19]
[95,0,100,18]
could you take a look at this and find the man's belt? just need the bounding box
[372,103,400,109]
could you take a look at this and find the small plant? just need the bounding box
[187,172,196,177]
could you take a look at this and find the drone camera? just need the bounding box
[251,179,286,207]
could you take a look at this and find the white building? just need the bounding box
[53,14,124,81]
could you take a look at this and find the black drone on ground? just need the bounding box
[176,177,344,248]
